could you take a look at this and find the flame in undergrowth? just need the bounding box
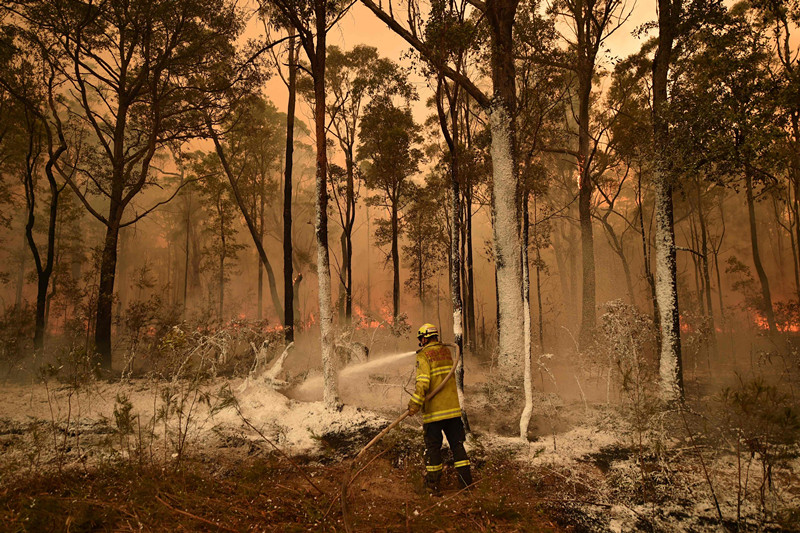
[378,304,394,324]
[751,312,770,331]
[187,318,284,336]
[305,312,316,328]
[352,304,384,329]
[784,323,800,333]
[749,310,800,333]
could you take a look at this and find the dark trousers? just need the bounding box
[423,416,472,487]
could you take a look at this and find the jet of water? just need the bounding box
[339,350,416,377]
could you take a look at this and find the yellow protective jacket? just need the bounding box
[409,341,462,424]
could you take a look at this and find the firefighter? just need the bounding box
[407,323,472,495]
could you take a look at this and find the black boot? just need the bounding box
[425,474,442,496]
[456,466,473,489]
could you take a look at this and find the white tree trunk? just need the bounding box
[488,104,525,373]
[317,188,339,407]
[520,213,533,440]
[653,170,682,402]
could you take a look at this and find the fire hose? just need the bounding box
[340,343,462,532]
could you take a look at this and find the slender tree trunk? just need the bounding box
[520,189,533,440]
[417,211,424,315]
[552,230,573,325]
[638,172,660,340]
[791,114,800,301]
[183,195,191,315]
[536,244,545,351]
[532,195,544,350]
[696,184,717,356]
[258,189,265,321]
[23,132,65,353]
[785,199,800,300]
[260,241,283,322]
[745,167,777,334]
[218,197,226,320]
[599,217,635,305]
[366,204,371,311]
[578,69,596,348]
[689,216,704,312]
[219,249,225,320]
[37,161,63,351]
[283,32,297,343]
[391,201,400,320]
[465,184,477,351]
[312,6,339,407]
[438,77,469,431]
[343,149,355,323]
[15,232,25,309]
[206,119,284,323]
[463,95,477,352]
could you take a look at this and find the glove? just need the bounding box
[407,401,421,415]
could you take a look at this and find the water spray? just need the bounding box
[340,343,462,532]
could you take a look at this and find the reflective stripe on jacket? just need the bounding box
[409,341,461,423]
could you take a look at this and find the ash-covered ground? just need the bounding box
[0,341,798,532]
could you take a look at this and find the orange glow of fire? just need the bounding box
[752,313,770,331]
[352,304,384,329]
[750,311,800,333]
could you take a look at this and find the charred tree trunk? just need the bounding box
[437,75,469,432]
[341,148,355,324]
[391,199,400,321]
[283,32,297,343]
[95,210,122,371]
[792,114,800,302]
[577,67,596,349]
[745,167,777,335]
[784,197,800,300]
[258,188,265,321]
[465,181,477,351]
[463,94,477,352]
[182,194,191,314]
[15,232,25,309]
[219,228,226,320]
[417,209,424,314]
[22,116,66,354]
[366,204,372,311]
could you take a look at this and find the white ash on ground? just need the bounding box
[212,378,387,455]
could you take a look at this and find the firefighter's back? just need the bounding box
[420,342,461,423]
